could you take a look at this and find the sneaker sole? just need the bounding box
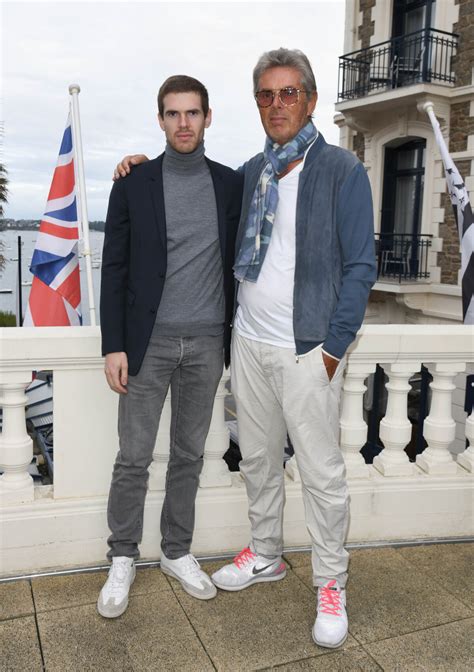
[97,596,129,619]
[312,630,348,649]
[161,565,217,600]
[212,568,287,592]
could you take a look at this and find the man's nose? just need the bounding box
[178,114,188,127]
[270,91,283,108]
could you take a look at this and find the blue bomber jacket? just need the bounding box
[235,132,377,360]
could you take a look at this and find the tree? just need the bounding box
[0,161,7,215]
[0,160,7,271]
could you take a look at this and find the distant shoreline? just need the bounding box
[1,220,105,232]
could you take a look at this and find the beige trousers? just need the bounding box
[232,331,350,587]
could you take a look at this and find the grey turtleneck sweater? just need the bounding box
[154,142,224,336]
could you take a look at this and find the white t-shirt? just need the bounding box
[234,160,304,348]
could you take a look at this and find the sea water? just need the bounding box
[0,228,104,325]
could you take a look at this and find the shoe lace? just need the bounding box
[318,580,343,616]
[108,559,131,596]
[234,546,256,569]
[178,554,203,579]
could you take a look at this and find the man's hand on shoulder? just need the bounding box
[104,352,129,394]
[113,154,150,181]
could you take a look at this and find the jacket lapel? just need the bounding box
[149,154,167,250]
[206,158,226,262]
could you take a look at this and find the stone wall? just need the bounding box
[439,159,471,284]
[353,131,366,162]
[358,0,376,49]
[452,0,473,88]
[449,102,474,153]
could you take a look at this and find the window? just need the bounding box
[379,139,426,278]
[392,0,436,38]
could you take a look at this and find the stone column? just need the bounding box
[457,411,474,472]
[148,394,171,491]
[373,362,420,476]
[417,362,466,475]
[0,373,35,503]
[200,373,232,488]
[340,362,376,478]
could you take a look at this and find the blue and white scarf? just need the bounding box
[234,121,318,282]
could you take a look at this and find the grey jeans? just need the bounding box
[107,328,224,561]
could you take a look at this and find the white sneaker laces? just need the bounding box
[179,554,203,579]
[107,560,131,596]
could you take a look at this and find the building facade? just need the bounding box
[335,0,473,324]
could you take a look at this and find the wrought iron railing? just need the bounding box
[375,233,433,282]
[338,29,458,101]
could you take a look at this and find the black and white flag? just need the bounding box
[425,104,474,324]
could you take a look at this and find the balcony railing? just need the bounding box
[338,29,458,101]
[0,327,472,577]
[375,233,432,282]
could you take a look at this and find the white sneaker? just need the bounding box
[312,580,348,648]
[97,556,136,618]
[160,552,217,600]
[211,546,286,591]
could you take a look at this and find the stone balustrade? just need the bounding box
[0,325,473,576]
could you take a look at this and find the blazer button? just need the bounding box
[158,272,165,278]
[150,308,156,314]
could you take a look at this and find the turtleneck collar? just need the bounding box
[164,141,206,174]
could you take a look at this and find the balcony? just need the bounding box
[375,233,433,283]
[0,326,472,579]
[338,29,458,101]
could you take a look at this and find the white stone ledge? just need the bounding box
[1,470,473,576]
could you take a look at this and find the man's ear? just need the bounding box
[205,108,212,129]
[158,112,165,131]
[307,91,318,117]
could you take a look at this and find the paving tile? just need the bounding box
[263,646,382,670]
[32,566,171,612]
[0,580,34,621]
[282,550,312,570]
[366,617,474,671]
[342,547,471,644]
[0,615,43,671]
[172,565,358,672]
[38,589,213,671]
[396,542,474,610]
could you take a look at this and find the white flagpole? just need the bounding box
[422,100,474,324]
[68,83,96,326]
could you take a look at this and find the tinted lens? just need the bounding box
[280,88,299,105]
[255,91,274,107]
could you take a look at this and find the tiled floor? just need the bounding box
[1,543,472,671]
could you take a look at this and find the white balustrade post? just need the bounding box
[0,373,35,503]
[417,362,466,475]
[340,362,376,478]
[285,453,301,482]
[148,394,171,490]
[373,362,420,476]
[457,376,474,472]
[200,372,232,488]
[457,409,474,471]
[457,412,474,472]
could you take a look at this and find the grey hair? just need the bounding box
[253,48,317,94]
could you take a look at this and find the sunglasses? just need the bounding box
[254,87,308,108]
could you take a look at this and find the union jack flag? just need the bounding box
[24,112,82,326]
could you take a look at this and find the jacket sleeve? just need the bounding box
[100,179,130,355]
[323,162,377,359]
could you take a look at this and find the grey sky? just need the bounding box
[2,0,345,220]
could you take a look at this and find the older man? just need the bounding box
[115,48,375,648]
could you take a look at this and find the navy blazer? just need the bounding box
[100,154,243,376]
